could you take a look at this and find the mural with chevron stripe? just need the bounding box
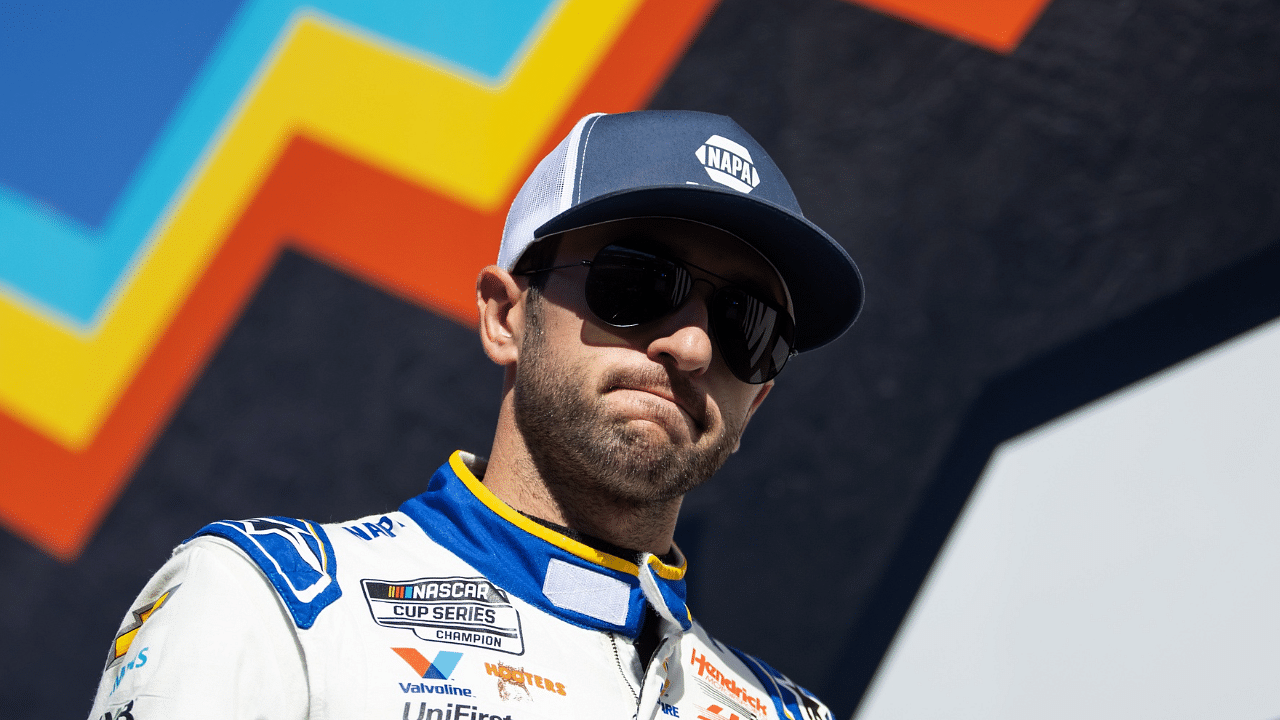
[1,0,719,559]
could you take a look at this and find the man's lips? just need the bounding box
[606,383,707,431]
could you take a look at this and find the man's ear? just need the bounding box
[732,381,774,452]
[476,265,525,367]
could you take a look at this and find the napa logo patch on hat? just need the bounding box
[694,135,761,193]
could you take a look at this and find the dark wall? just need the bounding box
[3,0,1279,717]
[653,0,1279,712]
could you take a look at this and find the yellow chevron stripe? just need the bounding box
[0,0,640,450]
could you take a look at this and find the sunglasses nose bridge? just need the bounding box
[686,275,718,299]
[657,273,710,318]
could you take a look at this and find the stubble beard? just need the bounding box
[512,294,744,510]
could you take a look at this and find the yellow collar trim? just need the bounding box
[448,451,687,581]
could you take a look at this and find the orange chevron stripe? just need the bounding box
[845,0,1054,52]
[0,0,719,562]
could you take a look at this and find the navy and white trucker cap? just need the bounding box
[498,110,864,352]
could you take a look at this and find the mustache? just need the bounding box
[600,366,710,430]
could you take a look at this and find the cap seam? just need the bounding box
[575,116,602,205]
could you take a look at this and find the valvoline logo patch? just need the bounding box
[694,135,760,194]
[393,647,463,679]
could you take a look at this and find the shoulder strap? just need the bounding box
[190,517,341,629]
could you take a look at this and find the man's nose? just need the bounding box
[646,297,714,376]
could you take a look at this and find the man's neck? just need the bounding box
[517,512,680,567]
[481,414,681,556]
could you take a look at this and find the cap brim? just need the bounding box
[535,185,863,352]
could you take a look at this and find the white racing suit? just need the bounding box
[89,451,833,720]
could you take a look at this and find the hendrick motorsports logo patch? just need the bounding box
[694,135,760,194]
[690,648,770,719]
[364,577,524,655]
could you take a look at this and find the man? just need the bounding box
[88,110,863,720]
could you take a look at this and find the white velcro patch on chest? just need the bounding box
[541,558,630,625]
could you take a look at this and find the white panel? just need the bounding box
[542,558,630,625]
[856,316,1280,720]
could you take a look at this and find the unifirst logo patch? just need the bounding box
[694,135,760,194]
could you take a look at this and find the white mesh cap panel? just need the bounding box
[497,113,603,270]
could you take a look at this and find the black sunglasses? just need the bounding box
[518,244,795,383]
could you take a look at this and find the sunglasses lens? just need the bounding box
[582,244,793,384]
[710,288,795,384]
[584,246,692,327]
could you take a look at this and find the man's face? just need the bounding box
[512,217,787,507]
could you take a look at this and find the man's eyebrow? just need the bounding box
[613,234,665,253]
[611,235,786,307]
[688,255,787,308]
[731,274,788,308]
